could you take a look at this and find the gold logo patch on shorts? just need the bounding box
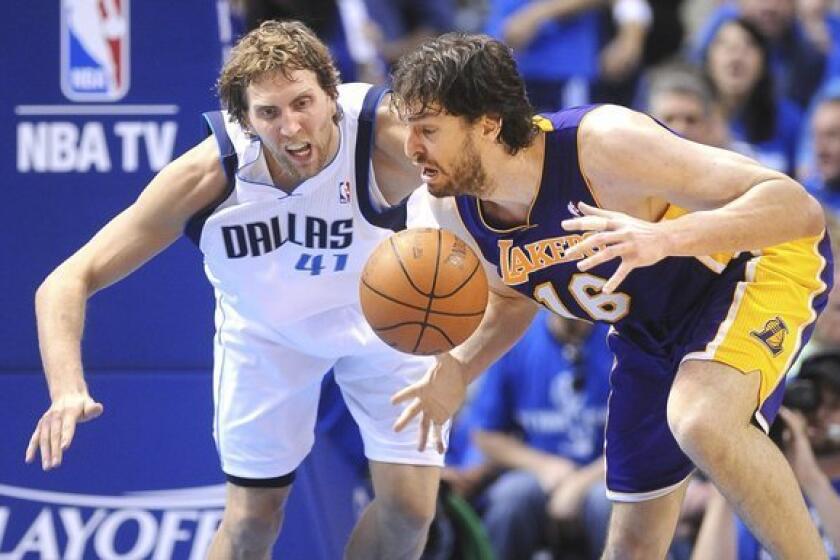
[750,316,789,356]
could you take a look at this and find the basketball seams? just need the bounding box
[377,321,457,351]
[359,227,489,355]
[388,235,431,297]
[360,279,486,317]
[431,261,484,298]
[413,229,444,353]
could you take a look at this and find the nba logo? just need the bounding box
[61,0,130,101]
[339,181,351,204]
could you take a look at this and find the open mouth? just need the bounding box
[421,166,440,182]
[285,142,312,161]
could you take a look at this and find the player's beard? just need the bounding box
[427,134,490,199]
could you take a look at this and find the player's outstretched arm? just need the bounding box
[392,286,538,452]
[26,137,227,470]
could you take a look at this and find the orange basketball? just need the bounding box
[360,228,489,355]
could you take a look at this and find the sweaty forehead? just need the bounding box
[247,69,320,102]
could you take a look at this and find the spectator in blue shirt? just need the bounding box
[464,311,612,560]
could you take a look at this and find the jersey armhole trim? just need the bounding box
[354,85,408,232]
[185,111,239,246]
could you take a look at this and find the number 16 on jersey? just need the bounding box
[534,274,630,322]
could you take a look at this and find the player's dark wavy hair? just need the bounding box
[390,33,537,155]
[217,20,342,127]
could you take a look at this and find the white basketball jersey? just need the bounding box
[194,83,412,357]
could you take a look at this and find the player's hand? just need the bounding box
[25,392,103,470]
[391,353,468,454]
[562,202,669,293]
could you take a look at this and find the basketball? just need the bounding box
[360,228,489,355]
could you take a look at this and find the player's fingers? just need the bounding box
[560,216,611,233]
[25,422,42,463]
[428,421,440,453]
[564,238,594,261]
[603,263,633,294]
[576,202,613,217]
[81,401,104,422]
[39,417,52,470]
[434,423,446,454]
[390,384,420,406]
[61,410,79,450]
[49,412,63,468]
[577,243,627,272]
[566,231,624,260]
[418,414,431,452]
[393,399,422,432]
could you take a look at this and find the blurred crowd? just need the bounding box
[225,1,840,559]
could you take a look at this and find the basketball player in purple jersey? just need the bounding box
[389,34,833,559]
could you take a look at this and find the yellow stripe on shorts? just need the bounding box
[687,234,829,412]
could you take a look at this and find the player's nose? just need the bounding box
[277,112,302,138]
[404,130,424,163]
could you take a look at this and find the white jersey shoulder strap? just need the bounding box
[185,111,238,244]
[353,83,408,232]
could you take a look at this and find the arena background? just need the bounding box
[0,2,368,557]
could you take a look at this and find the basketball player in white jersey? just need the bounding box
[25,20,443,559]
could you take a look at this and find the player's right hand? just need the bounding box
[391,353,468,453]
[25,392,103,470]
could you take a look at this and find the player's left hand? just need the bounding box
[391,353,468,454]
[562,202,669,294]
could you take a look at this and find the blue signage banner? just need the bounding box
[2,3,371,558]
[1,372,367,558]
[1,0,232,370]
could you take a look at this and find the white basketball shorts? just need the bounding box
[211,304,447,479]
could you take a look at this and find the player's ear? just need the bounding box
[480,114,503,140]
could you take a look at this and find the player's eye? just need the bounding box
[294,97,312,110]
[258,107,277,119]
[422,127,436,137]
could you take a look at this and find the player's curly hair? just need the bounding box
[390,33,537,155]
[217,20,342,127]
